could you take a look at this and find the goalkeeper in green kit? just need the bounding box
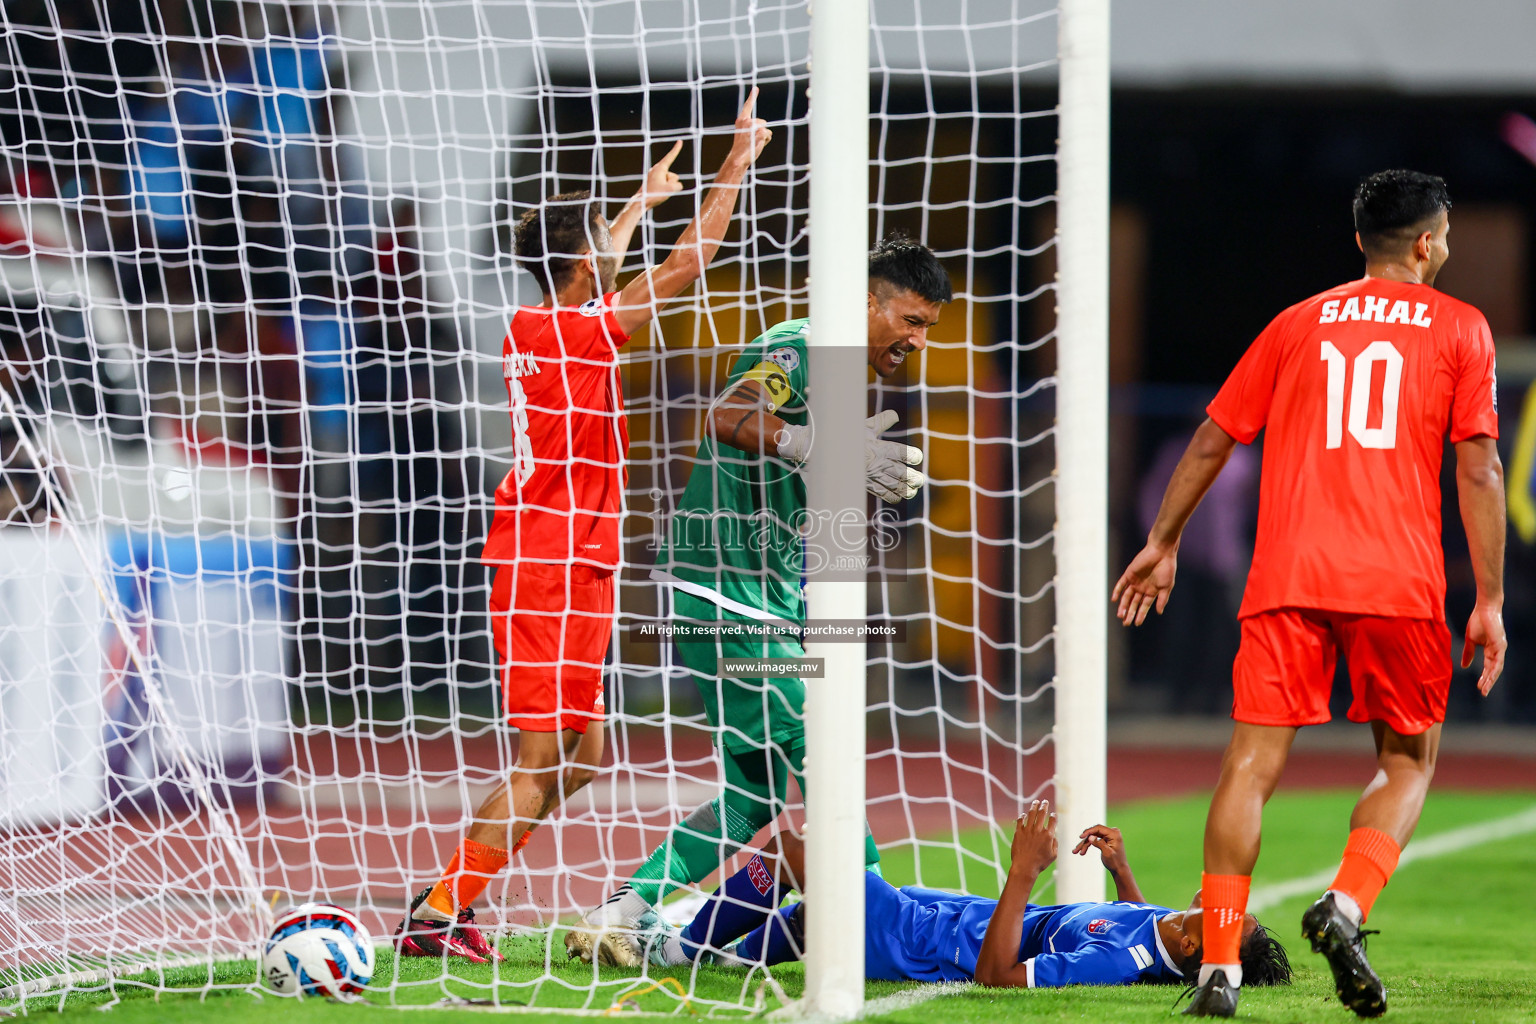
[566,236,951,966]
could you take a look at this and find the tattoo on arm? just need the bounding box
[726,409,755,448]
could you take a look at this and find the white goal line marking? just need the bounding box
[860,982,974,1018]
[1249,802,1536,914]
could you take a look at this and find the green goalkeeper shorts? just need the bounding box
[671,588,806,758]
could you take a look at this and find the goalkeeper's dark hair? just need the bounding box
[1353,170,1451,259]
[869,233,952,305]
[514,190,605,295]
[1182,922,1294,987]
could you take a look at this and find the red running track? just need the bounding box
[22,729,1528,948]
[254,728,1532,935]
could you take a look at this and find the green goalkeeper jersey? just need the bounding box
[660,319,810,624]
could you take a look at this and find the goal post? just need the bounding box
[1053,0,1111,905]
[803,0,869,1016]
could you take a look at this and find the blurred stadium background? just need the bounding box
[0,0,1530,829]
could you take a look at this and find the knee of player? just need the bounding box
[564,763,599,793]
[513,767,563,806]
[1403,745,1438,781]
[1221,736,1290,786]
[513,752,568,797]
[1386,749,1436,782]
[1376,725,1439,777]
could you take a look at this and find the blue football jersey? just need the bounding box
[862,873,1184,987]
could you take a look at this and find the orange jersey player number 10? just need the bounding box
[1319,339,1403,450]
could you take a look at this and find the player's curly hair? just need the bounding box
[1353,169,1451,258]
[514,190,606,295]
[869,232,952,305]
[1182,922,1294,987]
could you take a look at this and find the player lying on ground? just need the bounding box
[394,92,772,962]
[648,800,1292,990]
[1114,170,1506,1018]
[565,236,953,966]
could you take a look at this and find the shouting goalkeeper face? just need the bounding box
[865,235,952,377]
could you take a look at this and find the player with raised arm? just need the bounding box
[564,236,951,966]
[1114,171,1506,1017]
[651,801,1292,991]
[393,93,772,962]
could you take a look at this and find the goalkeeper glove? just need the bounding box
[774,412,925,503]
[864,409,924,503]
[774,422,813,462]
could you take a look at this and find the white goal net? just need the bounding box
[0,0,1086,1012]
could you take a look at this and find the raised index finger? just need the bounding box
[655,139,683,169]
[738,86,760,122]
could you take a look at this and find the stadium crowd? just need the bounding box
[0,0,475,696]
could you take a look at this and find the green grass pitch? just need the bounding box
[7,790,1533,1022]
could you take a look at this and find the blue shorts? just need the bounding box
[863,873,996,982]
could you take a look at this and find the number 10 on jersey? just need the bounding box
[1320,340,1403,450]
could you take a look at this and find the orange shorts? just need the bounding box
[488,561,614,734]
[1232,609,1451,735]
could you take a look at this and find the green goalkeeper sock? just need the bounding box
[625,763,884,904]
[628,798,764,905]
[627,742,795,905]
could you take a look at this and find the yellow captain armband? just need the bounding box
[738,363,794,413]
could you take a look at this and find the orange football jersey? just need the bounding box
[482,292,630,571]
[1208,278,1497,620]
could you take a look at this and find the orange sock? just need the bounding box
[1201,872,1251,968]
[424,839,510,919]
[1328,828,1401,923]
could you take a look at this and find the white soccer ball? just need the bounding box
[261,902,376,998]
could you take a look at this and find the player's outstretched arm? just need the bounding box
[1455,436,1507,695]
[607,140,684,263]
[1111,417,1238,626]
[612,89,772,337]
[975,800,1056,988]
[1071,825,1144,903]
